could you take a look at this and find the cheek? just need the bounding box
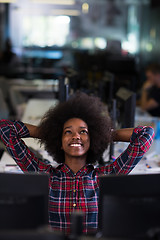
[85,137,90,149]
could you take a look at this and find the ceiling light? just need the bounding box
[31,0,75,5]
[82,3,89,13]
[0,0,16,2]
[52,9,80,16]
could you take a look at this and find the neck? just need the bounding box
[65,155,87,173]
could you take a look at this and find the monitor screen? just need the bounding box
[116,87,136,128]
[0,172,49,230]
[22,49,63,60]
[151,0,160,8]
[99,72,114,105]
[98,174,160,238]
[0,229,64,240]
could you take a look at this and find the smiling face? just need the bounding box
[62,118,90,160]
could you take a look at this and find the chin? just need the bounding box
[69,152,87,158]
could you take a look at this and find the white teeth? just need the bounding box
[70,144,81,147]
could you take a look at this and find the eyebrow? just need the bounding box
[63,126,88,130]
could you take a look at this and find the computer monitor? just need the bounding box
[116,87,136,128]
[0,229,65,240]
[98,174,160,239]
[99,71,114,105]
[59,76,70,102]
[0,172,49,230]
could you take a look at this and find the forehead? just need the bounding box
[63,118,88,129]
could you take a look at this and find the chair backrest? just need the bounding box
[0,77,9,100]
[0,88,9,119]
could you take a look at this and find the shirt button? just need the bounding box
[73,190,76,192]
[73,203,76,207]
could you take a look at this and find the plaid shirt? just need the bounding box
[0,120,154,234]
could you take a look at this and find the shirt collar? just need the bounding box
[56,163,94,177]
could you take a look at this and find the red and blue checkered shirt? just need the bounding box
[0,120,154,234]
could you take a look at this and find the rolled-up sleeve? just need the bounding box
[97,126,155,175]
[0,119,52,173]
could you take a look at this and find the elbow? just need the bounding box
[141,126,155,152]
[146,126,155,139]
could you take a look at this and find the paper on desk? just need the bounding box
[0,152,22,173]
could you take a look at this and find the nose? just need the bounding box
[72,132,80,140]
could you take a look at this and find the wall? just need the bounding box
[139,4,160,68]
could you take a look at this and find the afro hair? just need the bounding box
[38,92,112,164]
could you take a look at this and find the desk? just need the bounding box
[22,98,59,151]
[135,106,160,139]
[9,79,59,93]
[22,98,58,166]
[22,98,59,125]
[8,79,59,119]
[112,140,160,175]
[0,152,22,172]
[9,79,59,102]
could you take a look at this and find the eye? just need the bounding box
[80,129,88,134]
[64,130,72,135]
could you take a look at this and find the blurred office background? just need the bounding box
[0,0,159,121]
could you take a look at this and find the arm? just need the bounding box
[112,128,134,142]
[24,123,40,138]
[0,120,51,173]
[97,126,154,175]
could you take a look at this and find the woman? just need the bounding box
[0,92,154,235]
